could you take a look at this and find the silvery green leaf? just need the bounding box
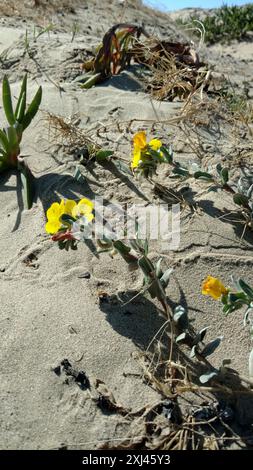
[73,166,86,184]
[176,332,188,343]
[155,257,163,278]
[194,171,213,180]
[114,159,132,176]
[230,275,241,291]
[233,193,249,207]
[160,145,173,163]
[221,168,229,184]
[201,336,223,358]
[238,279,253,300]
[173,305,188,330]
[190,345,197,358]
[172,166,189,177]
[160,268,173,288]
[243,307,253,327]
[199,370,219,384]
[193,327,208,346]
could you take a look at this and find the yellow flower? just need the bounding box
[131,131,162,170]
[45,199,76,234]
[202,276,228,300]
[71,198,94,222]
[149,138,162,151]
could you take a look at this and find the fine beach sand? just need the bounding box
[0,0,253,449]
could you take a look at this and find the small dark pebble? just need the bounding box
[78,271,91,279]
[52,365,61,376]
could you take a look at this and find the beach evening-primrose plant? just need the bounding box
[202,275,253,378]
[131,131,172,177]
[45,197,173,316]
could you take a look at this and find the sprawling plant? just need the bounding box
[202,275,253,379]
[0,75,42,208]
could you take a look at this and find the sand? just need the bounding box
[0,0,253,450]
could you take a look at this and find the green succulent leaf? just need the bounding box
[22,86,42,130]
[0,128,10,153]
[18,159,34,209]
[2,75,15,125]
[15,74,27,122]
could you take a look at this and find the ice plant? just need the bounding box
[202,275,228,300]
[0,74,42,208]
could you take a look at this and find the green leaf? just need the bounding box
[0,128,10,153]
[80,73,102,89]
[2,75,15,125]
[172,166,189,177]
[243,307,253,327]
[199,370,219,384]
[160,268,173,288]
[176,332,188,343]
[155,257,163,278]
[220,167,229,184]
[193,327,208,346]
[6,126,19,154]
[238,279,253,300]
[22,86,42,130]
[233,193,249,207]
[18,159,34,209]
[113,159,132,176]
[113,240,131,254]
[190,345,198,358]
[15,74,27,122]
[201,336,223,358]
[160,145,173,164]
[173,305,188,330]
[60,214,76,226]
[73,166,86,184]
[95,149,114,161]
[194,171,213,180]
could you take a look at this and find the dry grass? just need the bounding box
[132,37,208,101]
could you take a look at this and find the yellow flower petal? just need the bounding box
[149,138,162,151]
[65,199,77,215]
[131,148,141,169]
[46,202,61,220]
[133,131,147,150]
[45,219,61,234]
[78,198,94,211]
[202,276,228,300]
[72,198,94,219]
